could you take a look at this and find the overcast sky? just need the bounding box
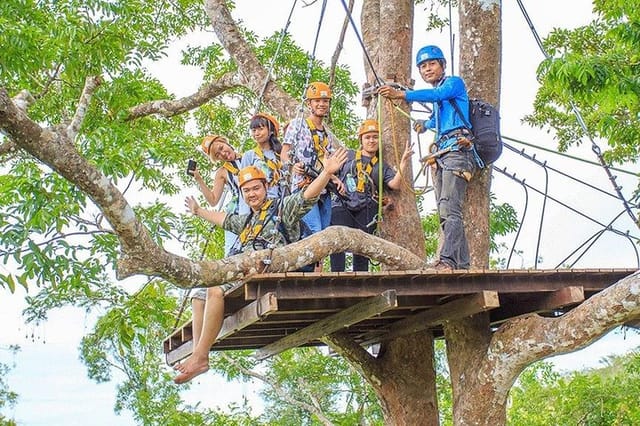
[2,1,640,425]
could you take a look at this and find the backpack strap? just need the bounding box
[448,98,472,130]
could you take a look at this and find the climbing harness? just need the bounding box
[239,199,274,245]
[253,145,282,186]
[355,150,378,192]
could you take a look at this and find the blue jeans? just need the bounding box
[298,194,332,272]
[434,150,477,269]
[302,193,332,235]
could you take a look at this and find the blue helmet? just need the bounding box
[415,45,445,67]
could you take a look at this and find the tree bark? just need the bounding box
[446,1,504,424]
[356,1,439,425]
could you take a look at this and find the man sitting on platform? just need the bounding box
[174,148,348,384]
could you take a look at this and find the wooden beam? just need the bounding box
[360,291,500,345]
[491,286,585,323]
[254,290,397,361]
[537,286,585,310]
[164,292,279,365]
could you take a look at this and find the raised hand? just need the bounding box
[322,147,348,176]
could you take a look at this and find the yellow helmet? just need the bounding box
[251,113,280,137]
[305,81,332,100]
[358,119,379,138]
[238,165,267,188]
[201,135,227,156]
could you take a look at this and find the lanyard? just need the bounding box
[355,150,378,192]
[239,199,274,244]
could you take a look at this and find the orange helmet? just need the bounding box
[238,165,267,188]
[251,113,280,137]
[305,82,332,100]
[358,119,379,138]
[201,135,227,156]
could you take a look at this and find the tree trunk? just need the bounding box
[354,1,439,424]
[445,1,505,425]
[325,331,439,426]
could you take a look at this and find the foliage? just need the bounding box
[0,345,19,426]
[0,0,367,423]
[508,347,640,425]
[259,348,383,425]
[524,1,640,168]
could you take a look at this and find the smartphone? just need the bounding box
[186,159,197,177]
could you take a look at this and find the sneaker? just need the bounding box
[432,260,454,271]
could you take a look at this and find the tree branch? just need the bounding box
[322,331,384,388]
[0,139,17,157]
[220,353,335,426]
[117,225,427,287]
[0,87,164,267]
[67,76,102,141]
[125,71,243,120]
[204,0,301,119]
[483,270,640,401]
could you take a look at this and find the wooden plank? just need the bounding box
[254,289,397,361]
[244,269,635,299]
[360,291,500,346]
[164,292,279,365]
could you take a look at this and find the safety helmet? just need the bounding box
[238,165,267,188]
[358,119,379,138]
[415,45,445,67]
[305,81,332,100]
[251,113,280,137]
[201,135,227,156]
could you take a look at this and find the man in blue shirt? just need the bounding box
[378,44,479,270]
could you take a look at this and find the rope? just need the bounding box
[338,0,384,86]
[447,0,456,75]
[515,0,638,225]
[254,0,298,114]
[382,97,432,195]
[376,93,384,225]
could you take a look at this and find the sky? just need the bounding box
[2,1,640,425]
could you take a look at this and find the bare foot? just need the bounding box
[173,354,209,384]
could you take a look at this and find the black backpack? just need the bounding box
[450,98,503,166]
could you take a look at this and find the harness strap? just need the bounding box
[305,117,329,162]
[355,150,378,193]
[239,199,274,244]
[253,146,282,186]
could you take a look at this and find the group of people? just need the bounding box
[173,44,483,384]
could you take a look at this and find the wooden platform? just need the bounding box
[163,268,637,365]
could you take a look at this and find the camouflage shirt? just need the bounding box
[223,191,318,252]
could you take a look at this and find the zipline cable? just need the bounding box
[338,0,384,86]
[254,0,299,114]
[516,0,638,225]
[504,135,637,177]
